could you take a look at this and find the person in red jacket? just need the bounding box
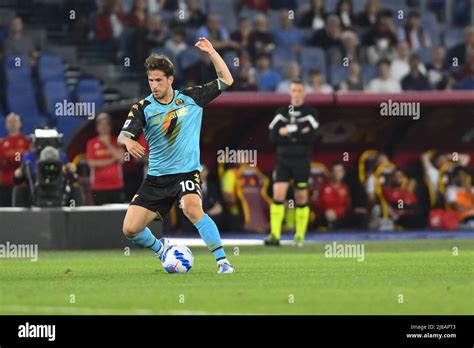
[0,113,30,206]
[314,162,352,229]
[86,113,125,205]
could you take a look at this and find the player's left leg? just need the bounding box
[181,193,234,273]
[293,159,311,247]
[294,184,310,247]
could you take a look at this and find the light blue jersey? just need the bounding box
[121,79,222,176]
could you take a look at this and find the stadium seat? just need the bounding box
[239,8,263,22]
[179,47,201,71]
[416,46,433,65]
[223,50,238,74]
[324,0,338,13]
[300,28,314,45]
[443,28,465,49]
[37,52,65,83]
[271,47,296,76]
[299,46,327,78]
[352,0,366,14]
[379,0,398,11]
[4,53,32,81]
[6,82,41,120]
[329,64,349,87]
[207,0,238,32]
[361,65,378,85]
[43,80,72,117]
[421,11,438,29]
[75,78,104,111]
[268,10,282,29]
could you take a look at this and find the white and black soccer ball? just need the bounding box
[162,245,194,273]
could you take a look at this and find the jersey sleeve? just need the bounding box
[268,107,289,144]
[121,102,147,139]
[181,79,222,107]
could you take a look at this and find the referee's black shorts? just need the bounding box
[272,156,311,188]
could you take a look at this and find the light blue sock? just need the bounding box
[194,214,227,261]
[127,227,163,254]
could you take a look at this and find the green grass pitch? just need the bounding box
[0,240,473,315]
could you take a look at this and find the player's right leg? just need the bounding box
[122,204,170,261]
[265,160,290,246]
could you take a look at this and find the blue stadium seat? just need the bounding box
[379,0,398,11]
[271,47,296,76]
[268,10,282,29]
[75,78,104,111]
[361,65,378,85]
[300,28,314,44]
[352,0,366,14]
[299,46,327,79]
[37,52,65,83]
[6,82,40,120]
[179,47,201,71]
[223,50,238,74]
[421,11,438,29]
[239,8,263,22]
[443,28,464,49]
[208,0,238,32]
[416,46,433,65]
[43,80,71,117]
[324,0,337,13]
[329,64,349,87]
[4,53,32,81]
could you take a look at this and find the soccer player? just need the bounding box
[118,37,235,273]
[265,80,319,247]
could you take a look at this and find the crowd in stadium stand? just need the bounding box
[86,0,474,91]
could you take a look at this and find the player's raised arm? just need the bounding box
[195,37,234,87]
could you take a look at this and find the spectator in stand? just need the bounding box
[335,0,356,31]
[308,69,333,93]
[364,10,398,65]
[390,41,411,82]
[398,10,431,52]
[297,0,327,31]
[145,14,168,52]
[456,51,474,90]
[221,164,243,231]
[180,0,207,28]
[382,169,420,229]
[96,0,133,61]
[273,9,302,56]
[0,114,30,207]
[184,50,217,86]
[447,25,474,67]
[230,17,253,57]
[164,27,188,57]
[356,0,380,29]
[276,61,309,92]
[231,57,258,91]
[421,150,470,203]
[445,166,474,227]
[426,45,450,88]
[367,58,401,92]
[127,0,148,28]
[341,30,363,63]
[196,14,236,54]
[309,14,343,53]
[241,0,270,12]
[339,60,364,91]
[86,113,125,205]
[1,17,38,63]
[269,0,297,10]
[401,53,430,91]
[255,54,281,91]
[248,14,276,62]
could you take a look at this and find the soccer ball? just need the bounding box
[162,245,194,273]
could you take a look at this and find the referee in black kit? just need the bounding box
[266,80,319,247]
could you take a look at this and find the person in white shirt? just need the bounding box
[421,150,470,204]
[367,58,402,93]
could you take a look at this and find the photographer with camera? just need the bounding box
[12,126,83,207]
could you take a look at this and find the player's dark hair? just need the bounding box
[452,166,469,177]
[377,58,391,67]
[144,54,174,76]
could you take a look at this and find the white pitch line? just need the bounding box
[0,305,255,315]
[168,238,305,246]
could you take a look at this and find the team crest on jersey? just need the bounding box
[175,98,184,106]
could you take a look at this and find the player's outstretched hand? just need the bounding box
[195,37,215,54]
[124,138,146,159]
